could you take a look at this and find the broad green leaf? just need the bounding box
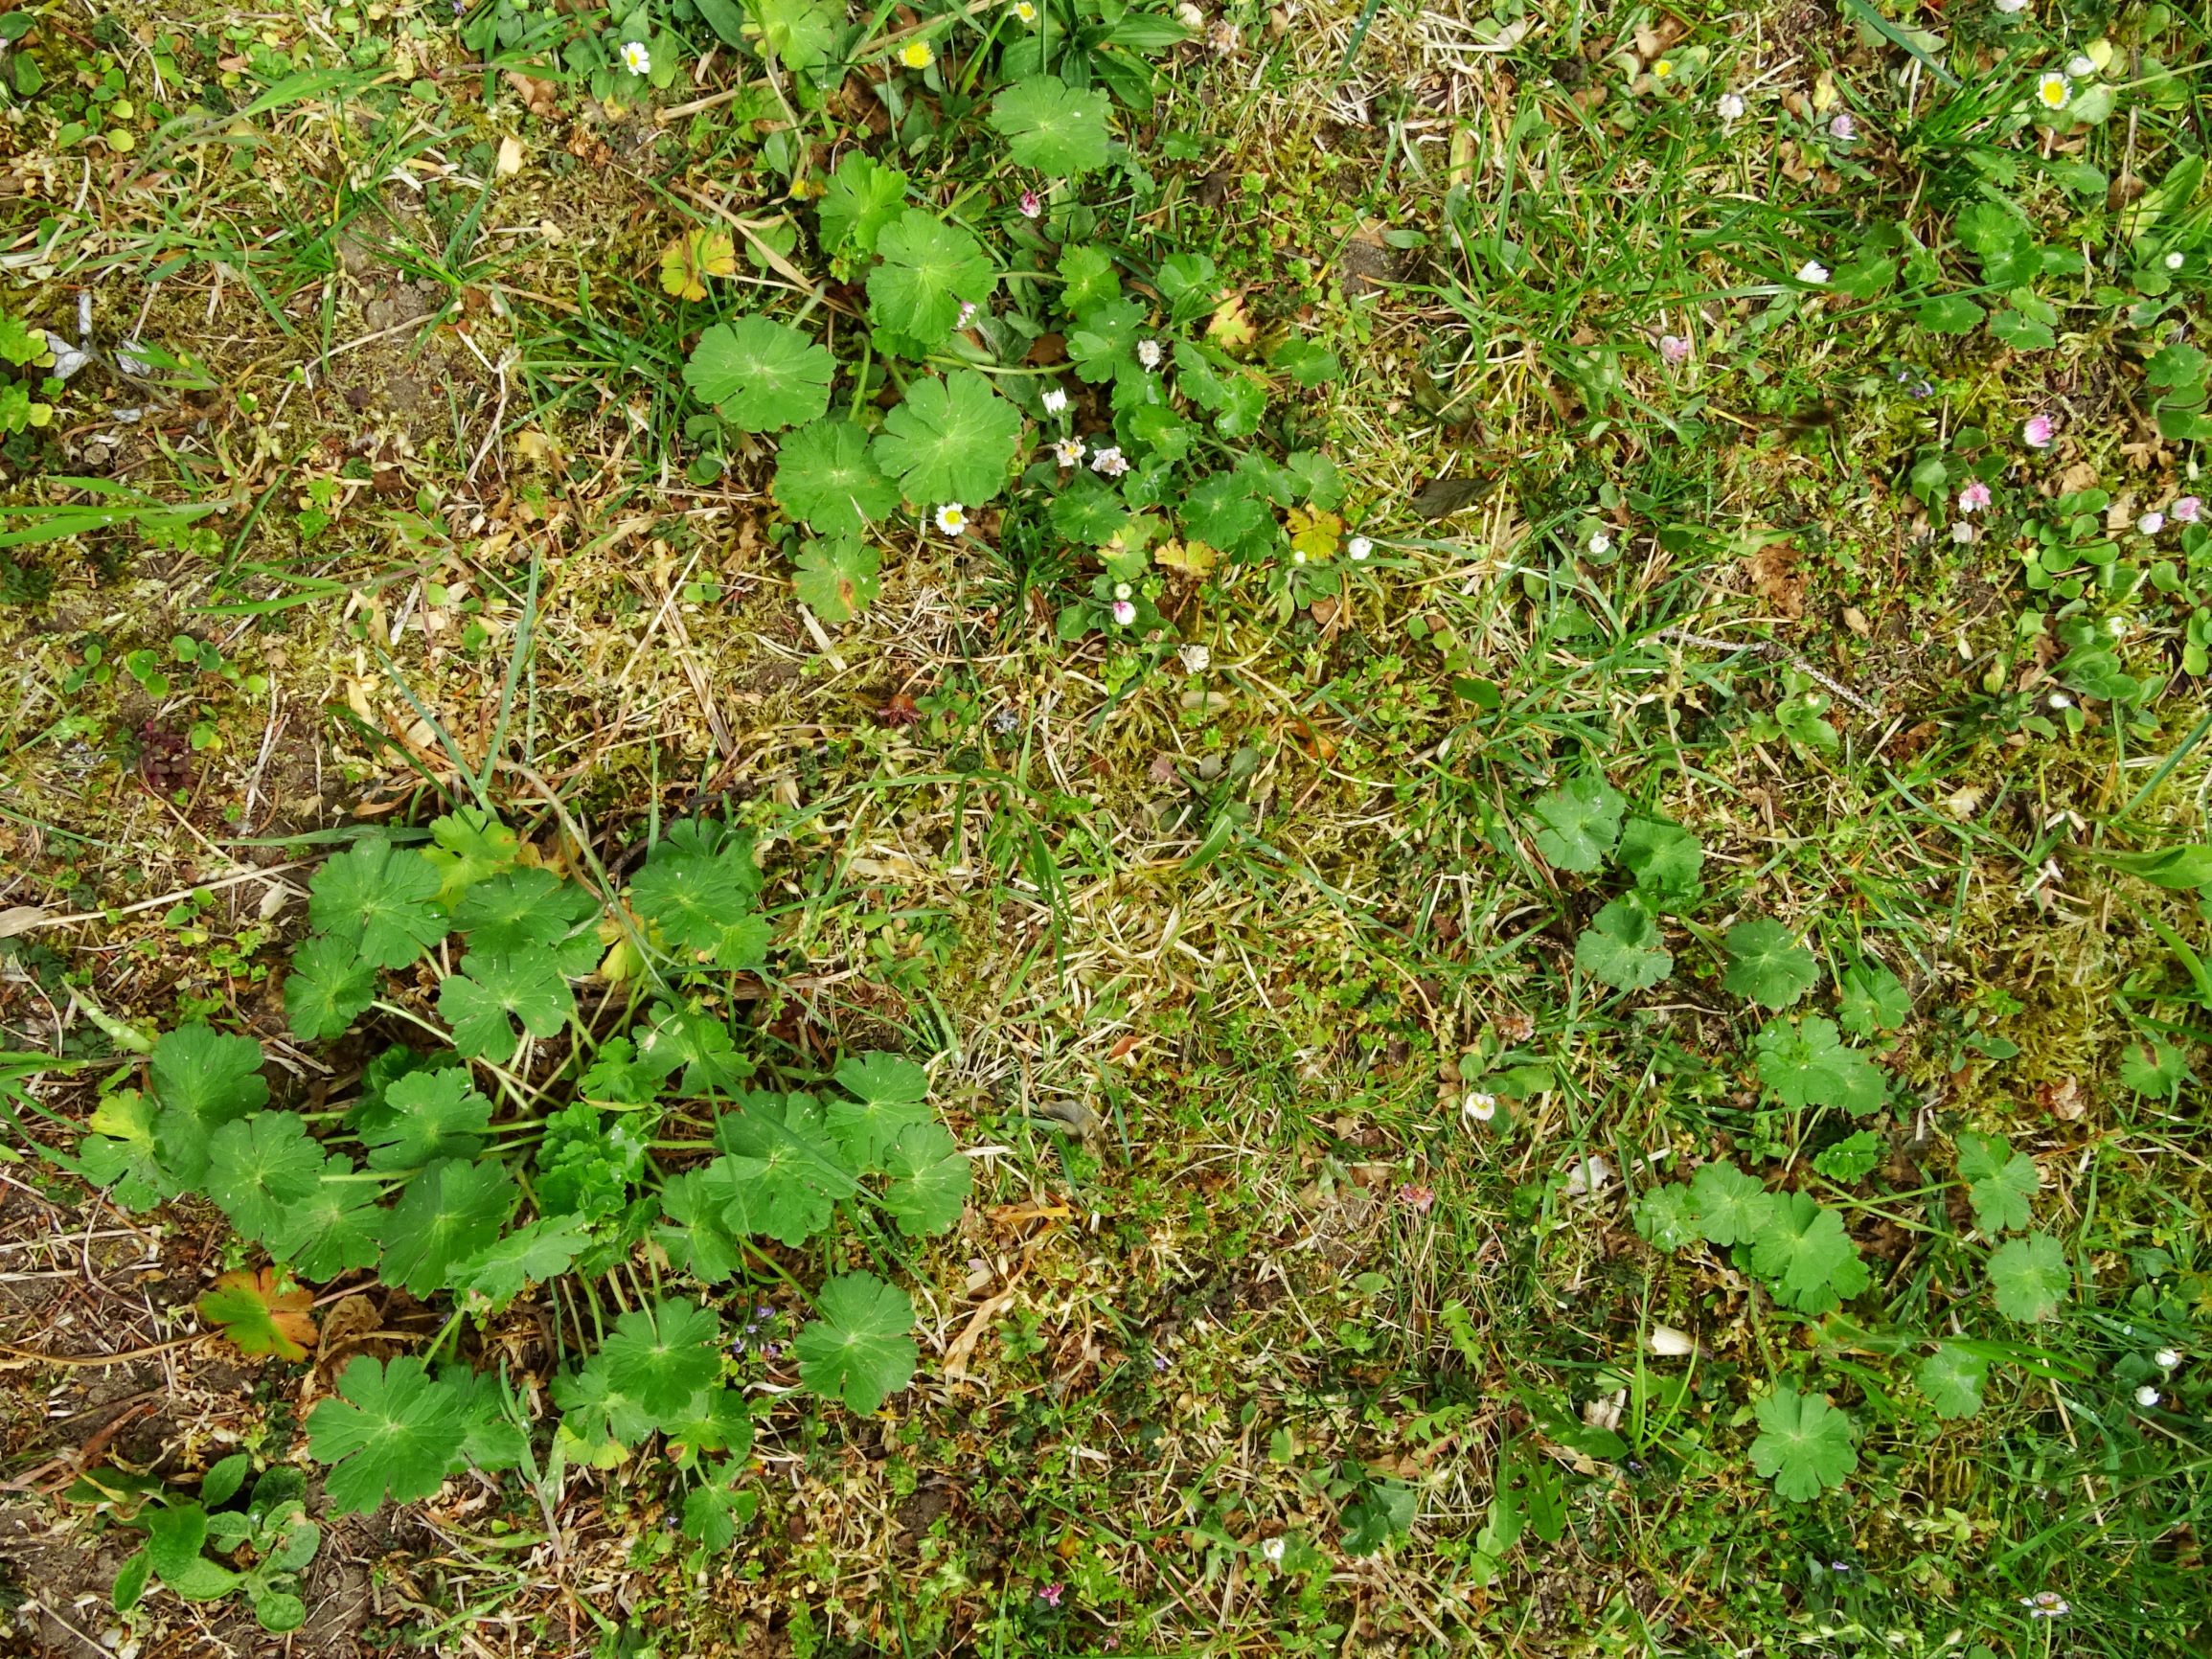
[1954,1131,2038,1232]
[284,935,377,1041]
[1064,296,1146,383]
[746,0,841,78]
[377,1157,519,1299]
[206,1112,323,1240]
[816,150,907,256]
[448,1215,591,1306]
[601,1298,724,1421]
[1915,1343,1988,1420]
[1748,1386,1858,1501]
[641,1001,751,1097]
[684,315,834,433]
[307,1355,470,1514]
[1691,1161,1776,1248]
[631,835,765,966]
[1722,920,1819,1009]
[988,74,1112,175]
[1988,1233,2068,1321]
[1811,1129,1883,1184]
[308,837,446,968]
[1752,1016,1885,1115]
[143,1505,241,1601]
[1989,308,2055,351]
[827,1052,931,1165]
[682,1472,761,1548]
[438,951,574,1058]
[111,1550,152,1614]
[1836,961,1910,1036]
[867,212,994,349]
[1632,1184,1701,1252]
[2100,844,2212,888]
[553,1353,656,1455]
[1057,244,1120,312]
[791,535,883,623]
[197,1267,317,1362]
[1749,1192,1869,1313]
[1616,818,1704,901]
[255,1592,308,1634]
[77,1089,165,1211]
[664,1388,754,1464]
[363,1068,492,1170]
[795,1271,918,1413]
[2117,1038,2190,1096]
[1916,294,1986,333]
[453,869,600,964]
[880,1121,970,1235]
[1574,896,1673,990]
[1528,774,1625,873]
[657,1163,749,1283]
[150,1025,269,1191]
[265,1155,383,1280]
[773,420,900,535]
[422,808,520,902]
[871,371,1024,505]
[1178,467,1274,557]
[716,1093,856,1246]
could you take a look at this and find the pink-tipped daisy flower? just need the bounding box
[2022,414,2055,448]
[1958,481,1992,512]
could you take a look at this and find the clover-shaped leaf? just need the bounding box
[795,1272,918,1414]
[871,371,1023,506]
[1752,1016,1884,1115]
[683,315,834,433]
[285,935,378,1042]
[1955,1132,2038,1233]
[880,1122,970,1236]
[206,1113,323,1241]
[867,211,994,349]
[438,952,574,1059]
[988,74,1111,175]
[198,1267,317,1362]
[1574,895,1672,990]
[307,1356,469,1514]
[601,1298,723,1422]
[774,420,900,536]
[1748,1386,1858,1502]
[1988,1233,2069,1321]
[309,837,446,968]
[1722,919,1819,1009]
[1528,774,1625,873]
[377,1157,518,1299]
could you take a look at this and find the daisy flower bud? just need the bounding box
[2172,496,2202,523]
[1347,535,1373,560]
[1040,386,1068,415]
[1994,0,2028,11]
[2023,414,2055,448]
[2066,55,2095,78]
[2155,1347,2180,1368]
[621,40,652,75]
[1717,92,1745,121]
[1020,189,1042,219]
[1587,530,1613,556]
[2036,72,2070,110]
[2139,511,2166,535]
[1796,260,1830,284]
[1259,1536,1286,1564]
[2165,251,2186,270]
[934,503,967,535]
[1053,436,1085,467]
[1111,600,1136,626]
[901,38,935,69]
[1112,581,1133,601]
[1135,338,1162,369]
[1290,548,1308,564]
[2135,1385,2161,1408]
[1958,481,1992,511]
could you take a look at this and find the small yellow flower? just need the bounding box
[2036,72,2069,110]
[900,38,934,70]
[1652,58,1674,80]
[1014,0,1038,19]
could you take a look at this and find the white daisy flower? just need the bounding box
[1135,338,1162,369]
[1462,1090,1497,1125]
[621,40,651,76]
[1041,386,1069,414]
[1796,260,1830,284]
[1717,92,1745,121]
[1347,535,1372,560]
[1090,445,1129,477]
[2155,1348,2180,1368]
[2036,72,2070,110]
[934,503,967,535]
[1053,437,1085,467]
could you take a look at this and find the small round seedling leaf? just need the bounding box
[1528,774,1626,873]
[682,315,833,432]
[795,1271,918,1414]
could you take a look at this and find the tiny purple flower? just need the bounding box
[2022,414,2055,448]
[1020,189,1042,219]
[1038,1583,1064,1607]
[1111,600,1136,626]
[1958,481,1991,512]
[1659,334,1692,363]
[1829,112,1856,141]
[2173,496,2203,523]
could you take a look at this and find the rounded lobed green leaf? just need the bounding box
[773,419,901,535]
[866,211,994,348]
[988,74,1112,175]
[682,314,834,432]
[871,371,1024,506]
[795,1271,918,1414]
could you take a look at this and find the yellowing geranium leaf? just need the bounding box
[1154,538,1218,576]
[1206,292,1257,354]
[660,229,739,303]
[1288,508,1341,560]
